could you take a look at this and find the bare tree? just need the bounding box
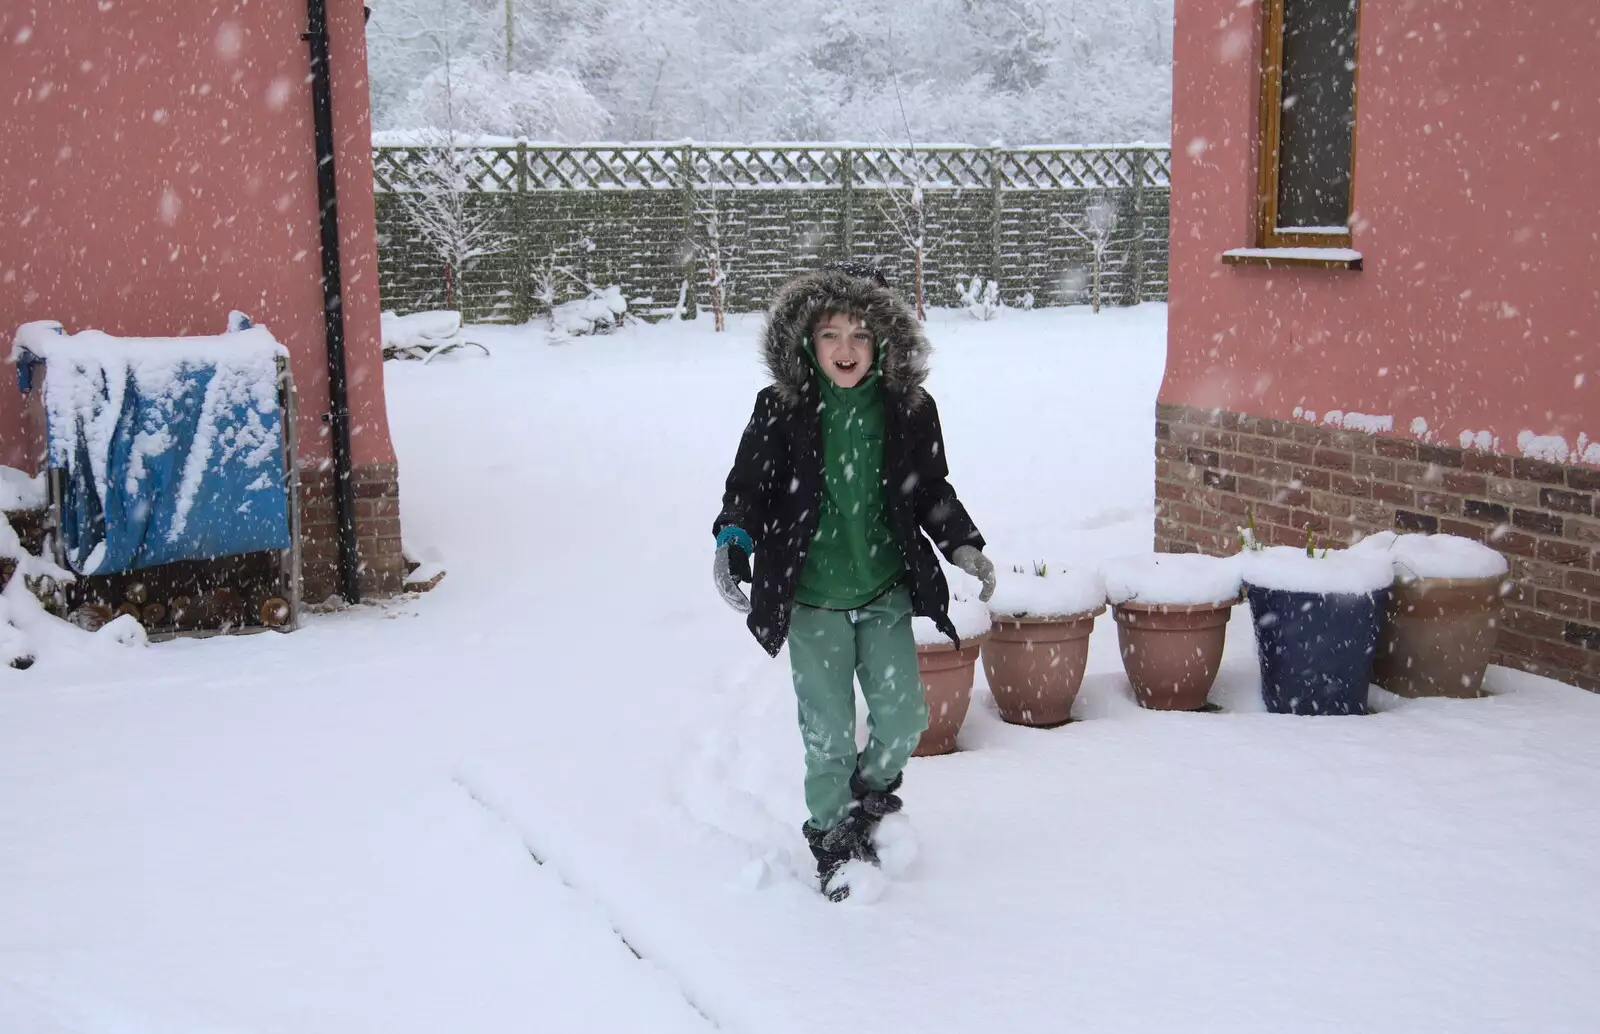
[876,149,934,321]
[688,184,738,332]
[876,24,936,322]
[1059,194,1120,313]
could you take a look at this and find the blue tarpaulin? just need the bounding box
[12,320,292,576]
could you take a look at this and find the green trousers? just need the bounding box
[787,584,929,831]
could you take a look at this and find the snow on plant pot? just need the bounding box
[912,596,993,756]
[1351,531,1511,698]
[1101,552,1243,711]
[1241,542,1394,716]
[981,563,1107,727]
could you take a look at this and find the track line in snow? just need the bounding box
[449,771,724,1030]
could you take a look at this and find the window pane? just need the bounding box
[1276,0,1358,229]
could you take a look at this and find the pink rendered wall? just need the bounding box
[0,0,393,473]
[1164,0,1599,466]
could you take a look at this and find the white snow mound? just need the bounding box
[987,566,1106,619]
[0,466,46,511]
[381,310,464,350]
[1241,546,1394,596]
[827,859,886,905]
[1101,552,1243,607]
[1351,531,1510,581]
[551,287,628,338]
[871,814,919,878]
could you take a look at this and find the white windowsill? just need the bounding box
[1222,247,1363,270]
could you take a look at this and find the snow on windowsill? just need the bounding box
[1222,247,1363,269]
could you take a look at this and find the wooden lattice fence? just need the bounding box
[372,143,1171,323]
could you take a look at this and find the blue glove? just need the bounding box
[714,527,754,613]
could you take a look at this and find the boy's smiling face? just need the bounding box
[812,312,874,389]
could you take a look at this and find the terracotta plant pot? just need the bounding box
[1113,597,1239,710]
[914,635,986,756]
[1374,576,1505,697]
[982,607,1105,726]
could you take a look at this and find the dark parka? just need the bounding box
[713,269,985,657]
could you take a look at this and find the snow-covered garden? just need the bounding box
[3,305,1598,1032]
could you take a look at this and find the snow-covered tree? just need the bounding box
[1059,195,1121,313]
[365,0,1175,144]
[395,57,611,140]
[399,140,508,310]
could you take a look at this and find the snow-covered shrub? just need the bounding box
[550,286,632,339]
[957,276,1002,321]
[531,253,584,320]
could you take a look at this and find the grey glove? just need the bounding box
[952,545,996,602]
[714,544,752,613]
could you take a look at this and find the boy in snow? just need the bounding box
[711,263,995,901]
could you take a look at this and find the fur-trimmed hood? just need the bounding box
[760,267,931,409]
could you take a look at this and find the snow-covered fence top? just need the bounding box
[372,142,1172,323]
[372,142,1172,194]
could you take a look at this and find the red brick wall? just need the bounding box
[0,1,394,472]
[1156,404,1600,693]
[1166,0,1597,455]
[299,463,406,603]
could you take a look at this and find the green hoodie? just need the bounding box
[794,341,906,610]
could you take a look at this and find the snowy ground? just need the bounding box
[3,304,1599,1033]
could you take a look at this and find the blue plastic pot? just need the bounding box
[1245,584,1391,715]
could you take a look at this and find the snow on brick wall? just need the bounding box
[1154,403,1600,694]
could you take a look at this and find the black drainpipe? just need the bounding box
[303,0,361,604]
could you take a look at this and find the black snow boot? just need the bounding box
[803,813,878,901]
[849,768,904,820]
